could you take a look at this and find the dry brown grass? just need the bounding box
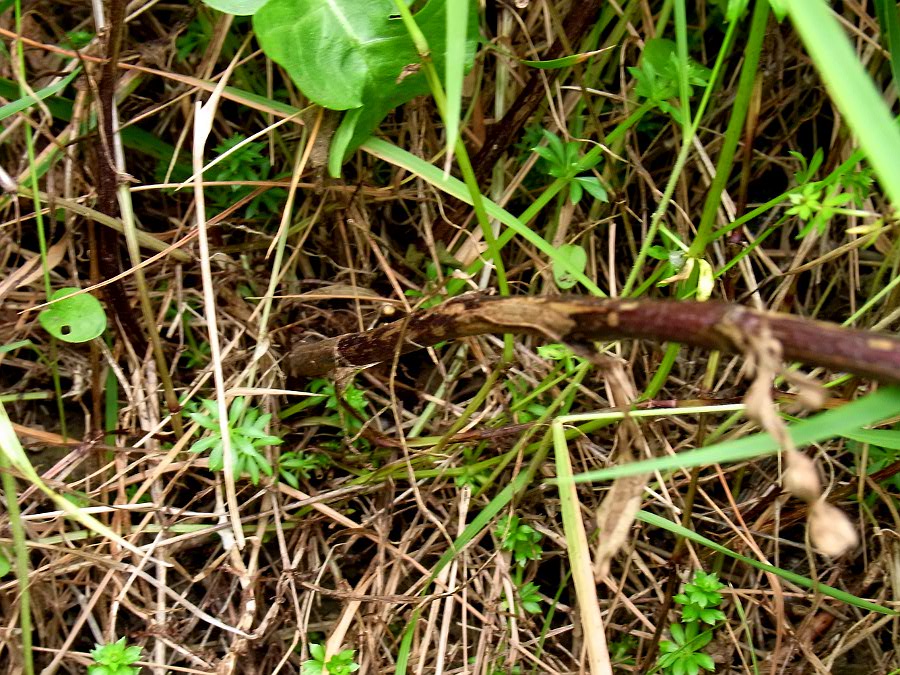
[1,2,899,674]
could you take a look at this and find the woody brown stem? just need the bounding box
[287,295,900,383]
[93,0,147,354]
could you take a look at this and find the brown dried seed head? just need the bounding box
[783,450,822,503]
[808,500,859,557]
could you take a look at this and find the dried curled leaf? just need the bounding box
[593,473,649,581]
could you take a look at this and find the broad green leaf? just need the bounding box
[0,550,9,577]
[254,0,478,161]
[552,244,588,289]
[770,0,787,22]
[38,288,107,343]
[201,0,269,15]
[642,38,680,75]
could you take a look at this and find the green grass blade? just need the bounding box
[568,386,900,483]
[636,510,896,615]
[361,137,605,296]
[444,0,469,165]
[553,421,611,672]
[0,402,163,561]
[874,0,900,87]
[0,405,33,675]
[785,0,900,205]
[842,428,900,450]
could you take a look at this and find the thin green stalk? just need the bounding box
[390,0,515,357]
[444,100,655,298]
[395,365,594,674]
[631,3,766,396]
[0,444,33,675]
[843,265,900,325]
[640,341,681,401]
[475,362,591,500]
[102,18,184,437]
[621,9,742,296]
[407,345,469,438]
[14,0,66,440]
[688,0,770,258]
[673,0,692,132]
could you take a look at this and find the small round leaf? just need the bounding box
[552,244,588,290]
[38,288,107,343]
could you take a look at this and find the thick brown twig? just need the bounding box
[92,0,147,354]
[287,295,900,383]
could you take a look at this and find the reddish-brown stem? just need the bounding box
[287,295,900,383]
[92,0,147,354]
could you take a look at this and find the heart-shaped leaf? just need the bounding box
[38,288,107,343]
[254,0,478,170]
[255,0,430,111]
[552,244,588,290]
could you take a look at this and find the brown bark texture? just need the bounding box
[286,295,900,383]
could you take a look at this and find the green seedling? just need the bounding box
[505,376,550,424]
[278,450,331,488]
[673,570,727,626]
[609,634,638,667]
[658,570,726,675]
[88,637,142,675]
[176,12,215,62]
[629,38,711,122]
[61,30,93,50]
[282,378,370,440]
[404,244,464,305]
[537,343,585,374]
[787,148,878,238]
[501,580,542,616]
[489,667,521,675]
[531,130,608,206]
[658,621,716,675]
[454,444,492,489]
[495,514,543,567]
[188,397,282,484]
[302,644,360,675]
[206,133,287,219]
